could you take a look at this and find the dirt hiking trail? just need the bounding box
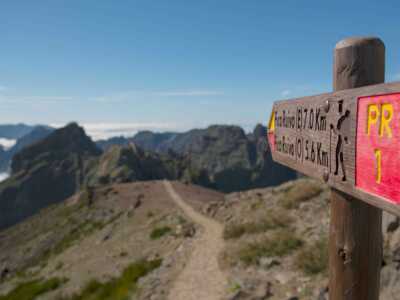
[164,180,228,300]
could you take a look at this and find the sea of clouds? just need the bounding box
[51,122,256,141]
[51,122,185,141]
[0,172,8,182]
[0,138,16,150]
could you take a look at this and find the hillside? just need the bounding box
[0,180,224,300]
[0,123,101,230]
[0,178,399,299]
[199,178,400,300]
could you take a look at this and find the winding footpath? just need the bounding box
[163,180,228,300]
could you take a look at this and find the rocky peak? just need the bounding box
[253,124,267,140]
[11,122,101,173]
[86,144,180,186]
[0,123,103,230]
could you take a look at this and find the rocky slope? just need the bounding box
[1,178,399,300]
[98,124,297,192]
[0,180,222,300]
[0,123,101,230]
[197,178,400,300]
[85,144,183,186]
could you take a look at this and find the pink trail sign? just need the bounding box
[357,93,400,204]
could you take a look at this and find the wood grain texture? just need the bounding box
[329,37,383,300]
[329,189,382,300]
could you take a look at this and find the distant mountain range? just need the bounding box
[96,124,298,191]
[0,122,296,229]
[0,124,45,140]
[0,126,54,172]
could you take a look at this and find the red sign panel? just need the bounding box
[356,93,400,204]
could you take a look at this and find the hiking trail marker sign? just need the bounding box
[267,81,400,216]
[269,37,387,300]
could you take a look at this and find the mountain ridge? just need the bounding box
[0,122,295,230]
[0,123,102,230]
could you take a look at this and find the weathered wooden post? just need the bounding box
[329,37,384,300]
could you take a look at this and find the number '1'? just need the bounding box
[374,149,382,183]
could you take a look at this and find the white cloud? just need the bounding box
[89,89,224,103]
[50,122,183,141]
[22,96,73,102]
[48,120,264,141]
[278,84,328,99]
[0,88,224,104]
[0,172,9,182]
[152,90,224,97]
[0,95,73,103]
[0,138,16,150]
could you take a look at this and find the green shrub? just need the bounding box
[63,259,162,300]
[238,230,303,265]
[223,211,292,239]
[281,182,323,209]
[296,237,328,275]
[228,282,242,293]
[150,226,172,240]
[0,277,65,300]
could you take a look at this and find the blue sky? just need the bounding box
[1,0,400,138]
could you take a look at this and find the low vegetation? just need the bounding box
[280,181,323,209]
[150,226,172,240]
[43,220,104,260]
[61,259,162,300]
[0,277,66,300]
[238,230,303,265]
[42,210,123,262]
[296,237,328,275]
[223,211,292,239]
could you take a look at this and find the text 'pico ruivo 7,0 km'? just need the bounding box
[267,81,400,217]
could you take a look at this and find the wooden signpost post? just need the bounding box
[267,37,400,299]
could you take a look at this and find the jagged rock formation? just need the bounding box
[98,124,297,192]
[96,136,131,151]
[86,144,183,186]
[0,123,101,230]
[132,131,178,152]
